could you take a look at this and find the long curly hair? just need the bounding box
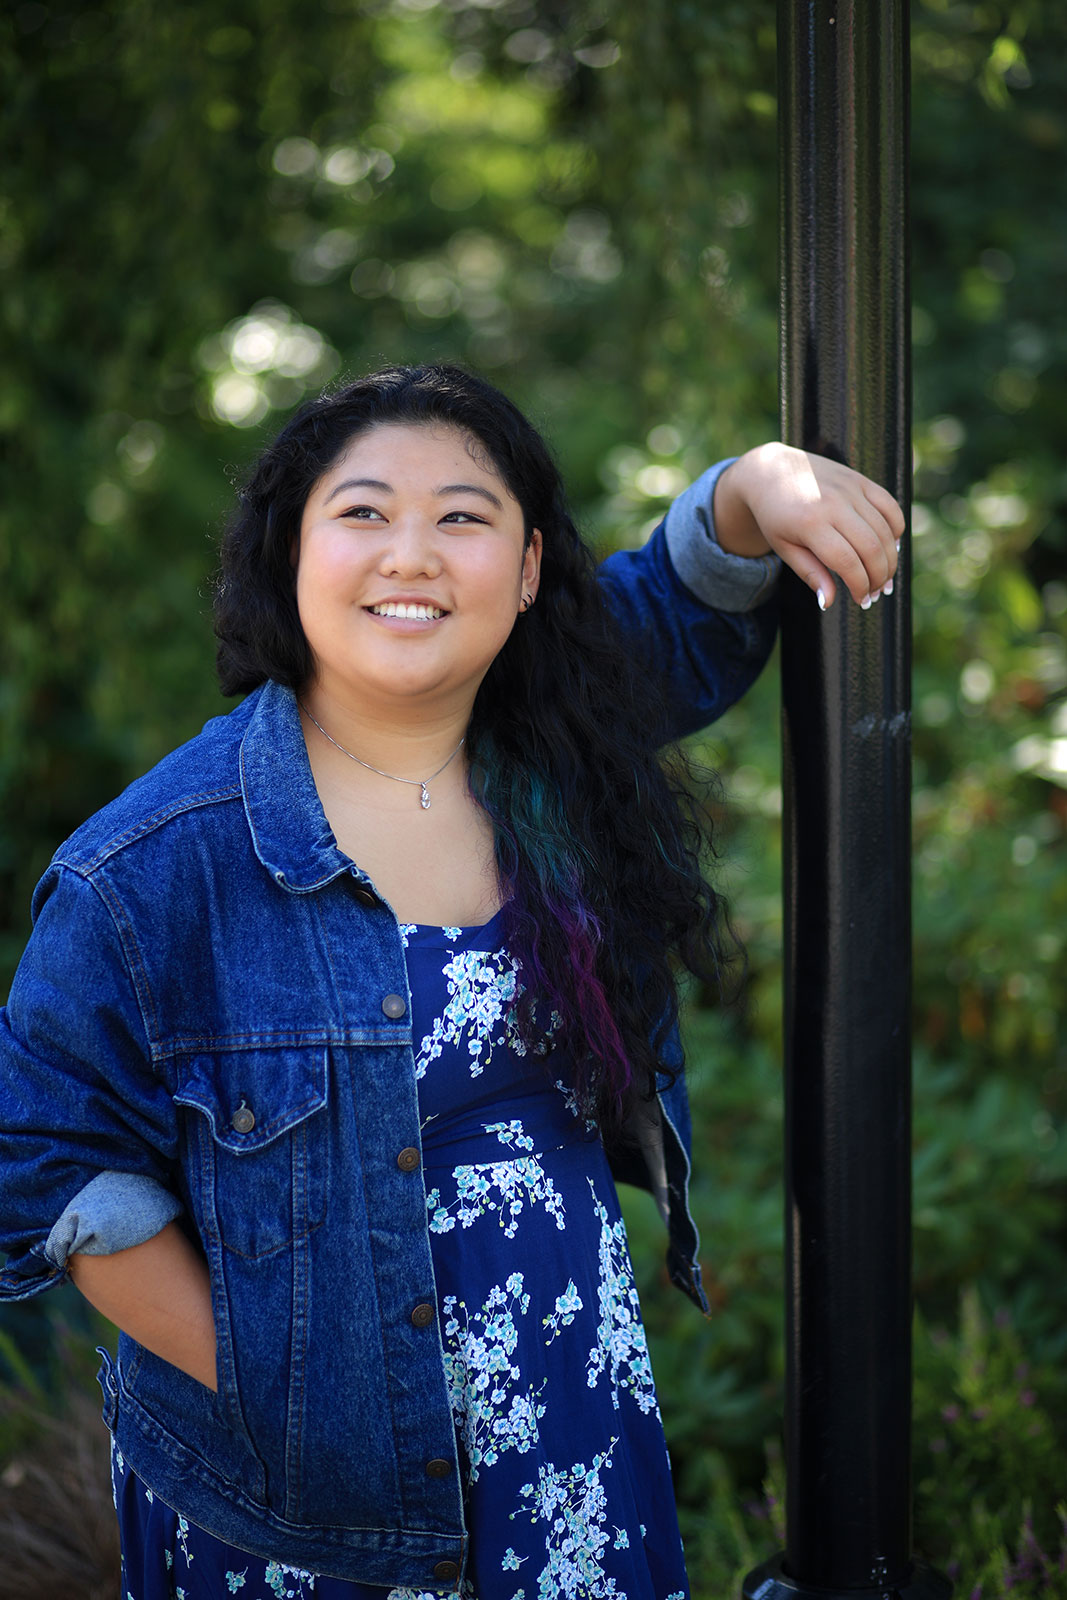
[214,364,735,1138]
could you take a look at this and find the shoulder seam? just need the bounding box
[54,785,243,877]
[41,866,162,1063]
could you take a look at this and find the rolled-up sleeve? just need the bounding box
[597,459,780,743]
[662,458,781,612]
[0,863,182,1300]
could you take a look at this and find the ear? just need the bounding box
[521,528,543,605]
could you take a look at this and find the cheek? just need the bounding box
[295,535,364,608]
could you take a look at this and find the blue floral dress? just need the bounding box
[113,912,690,1600]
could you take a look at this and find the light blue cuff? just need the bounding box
[44,1171,183,1268]
[664,458,781,612]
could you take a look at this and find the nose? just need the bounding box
[378,513,443,580]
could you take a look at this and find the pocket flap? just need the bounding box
[174,1048,329,1153]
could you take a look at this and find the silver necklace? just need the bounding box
[300,705,465,810]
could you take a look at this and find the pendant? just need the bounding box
[420,784,431,809]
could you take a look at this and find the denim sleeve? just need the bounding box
[0,864,182,1300]
[597,461,780,744]
[663,458,781,611]
[44,1171,182,1265]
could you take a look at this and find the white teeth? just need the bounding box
[369,603,443,619]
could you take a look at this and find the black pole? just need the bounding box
[742,4,950,1598]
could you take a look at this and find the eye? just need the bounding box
[340,505,385,522]
[440,510,488,526]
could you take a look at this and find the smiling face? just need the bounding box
[294,421,541,717]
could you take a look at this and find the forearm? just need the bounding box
[711,450,775,557]
[69,1220,218,1391]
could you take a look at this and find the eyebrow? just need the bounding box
[323,477,504,511]
[437,482,504,510]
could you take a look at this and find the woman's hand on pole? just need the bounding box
[712,443,905,611]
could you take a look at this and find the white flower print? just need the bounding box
[387,1587,475,1600]
[442,1273,547,1481]
[585,1182,659,1417]
[552,1077,597,1131]
[426,1153,566,1240]
[509,1440,622,1600]
[543,1279,584,1345]
[485,1118,535,1153]
[398,924,418,948]
[415,949,526,1079]
[264,1560,317,1597]
[175,1511,193,1569]
[425,1115,568,1237]
[109,1440,124,1513]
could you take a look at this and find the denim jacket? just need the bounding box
[0,463,778,1588]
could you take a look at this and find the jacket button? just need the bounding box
[410,1302,435,1328]
[231,1103,255,1134]
[433,1560,460,1584]
[382,993,407,1019]
[397,1147,421,1173]
[352,886,378,907]
[425,1457,452,1478]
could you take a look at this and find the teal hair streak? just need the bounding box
[469,739,633,1115]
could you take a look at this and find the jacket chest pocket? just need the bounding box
[175,1048,330,1259]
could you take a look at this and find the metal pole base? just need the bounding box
[742,1552,952,1600]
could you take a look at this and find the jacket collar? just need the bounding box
[239,680,362,893]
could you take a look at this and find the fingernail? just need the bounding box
[817,588,827,612]
[895,538,901,553]
[861,594,873,610]
[884,577,894,596]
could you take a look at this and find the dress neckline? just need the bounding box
[401,904,509,943]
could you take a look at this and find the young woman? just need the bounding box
[0,365,901,1599]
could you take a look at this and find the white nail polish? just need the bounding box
[884,577,894,596]
[817,588,827,612]
[895,538,901,553]
[861,595,873,610]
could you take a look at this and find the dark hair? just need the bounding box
[215,365,733,1136]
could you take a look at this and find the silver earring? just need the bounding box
[520,592,533,612]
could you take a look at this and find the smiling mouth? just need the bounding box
[367,602,446,620]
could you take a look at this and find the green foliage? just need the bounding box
[2,0,1067,1592]
[913,1293,1067,1595]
